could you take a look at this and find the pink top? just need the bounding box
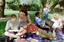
[62,16,64,23]
[51,18,62,29]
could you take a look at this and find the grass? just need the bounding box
[0,10,63,37]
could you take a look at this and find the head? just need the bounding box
[19,7,28,19]
[44,4,48,8]
[54,13,59,20]
[10,14,17,24]
[35,12,41,18]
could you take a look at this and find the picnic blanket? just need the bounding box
[7,31,64,42]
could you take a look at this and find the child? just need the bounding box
[51,13,62,29]
[56,16,64,39]
[51,13,62,38]
[43,4,50,22]
[33,12,55,40]
[34,12,50,32]
[4,14,26,39]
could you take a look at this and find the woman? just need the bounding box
[17,7,31,28]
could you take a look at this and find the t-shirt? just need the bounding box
[5,20,20,31]
[16,14,29,26]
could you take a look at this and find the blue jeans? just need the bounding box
[44,14,48,22]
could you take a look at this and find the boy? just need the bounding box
[34,12,50,32]
[4,14,25,38]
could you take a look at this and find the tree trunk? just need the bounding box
[0,0,5,17]
[17,0,19,10]
[41,0,45,7]
[40,0,45,11]
[50,0,59,11]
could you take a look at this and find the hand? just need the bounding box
[42,23,45,26]
[23,25,27,28]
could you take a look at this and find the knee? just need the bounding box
[4,32,9,36]
[36,31,39,35]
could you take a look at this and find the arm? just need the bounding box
[27,18,31,26]
[43,10,45,16]
[5,21,10,31]
[8,30,19,32]
[48,9,50,12]
[35,18,44,25]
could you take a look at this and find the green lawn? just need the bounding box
[0,10,63,37]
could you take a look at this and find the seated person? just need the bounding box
[56,16,64,39]
[51,13,62,30]
[51,13,62,38]
[62,16,64,33]
[34,12,50,32]
[4,14,27,39]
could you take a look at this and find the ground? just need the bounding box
[0,9,63,37]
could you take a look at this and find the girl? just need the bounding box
[43,4,50,22]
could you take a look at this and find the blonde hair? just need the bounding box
[54,13,59,18]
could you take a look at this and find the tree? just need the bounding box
[50,0,59,11]
[17,0,20,10]
[59,0,64,13]
[0,0,5,17]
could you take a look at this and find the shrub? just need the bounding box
[19,4,40,11]
[8,4,18,10]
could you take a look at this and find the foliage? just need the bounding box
[0,21,7,37]
[19,4,40,11]
[59,0,64,7]
[8,4,18,10]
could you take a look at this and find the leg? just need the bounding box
[37,29,55,39]
[4,31,19,38]
[37,24,50,32]
[44,14,48,22]
[36,31,46,37]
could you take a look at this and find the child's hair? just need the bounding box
[54,13,59,18]
[20,7,28,16]
[10,14,17,21]
[44,4,48,7]
[35,12,40,16]
[10,14,17,18]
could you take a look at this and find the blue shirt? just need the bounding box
[34,16,44,25]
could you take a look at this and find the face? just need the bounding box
[19,12,26,19]
[45,4,48,8]
[11,18,17,24]
[37,13,41,18]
